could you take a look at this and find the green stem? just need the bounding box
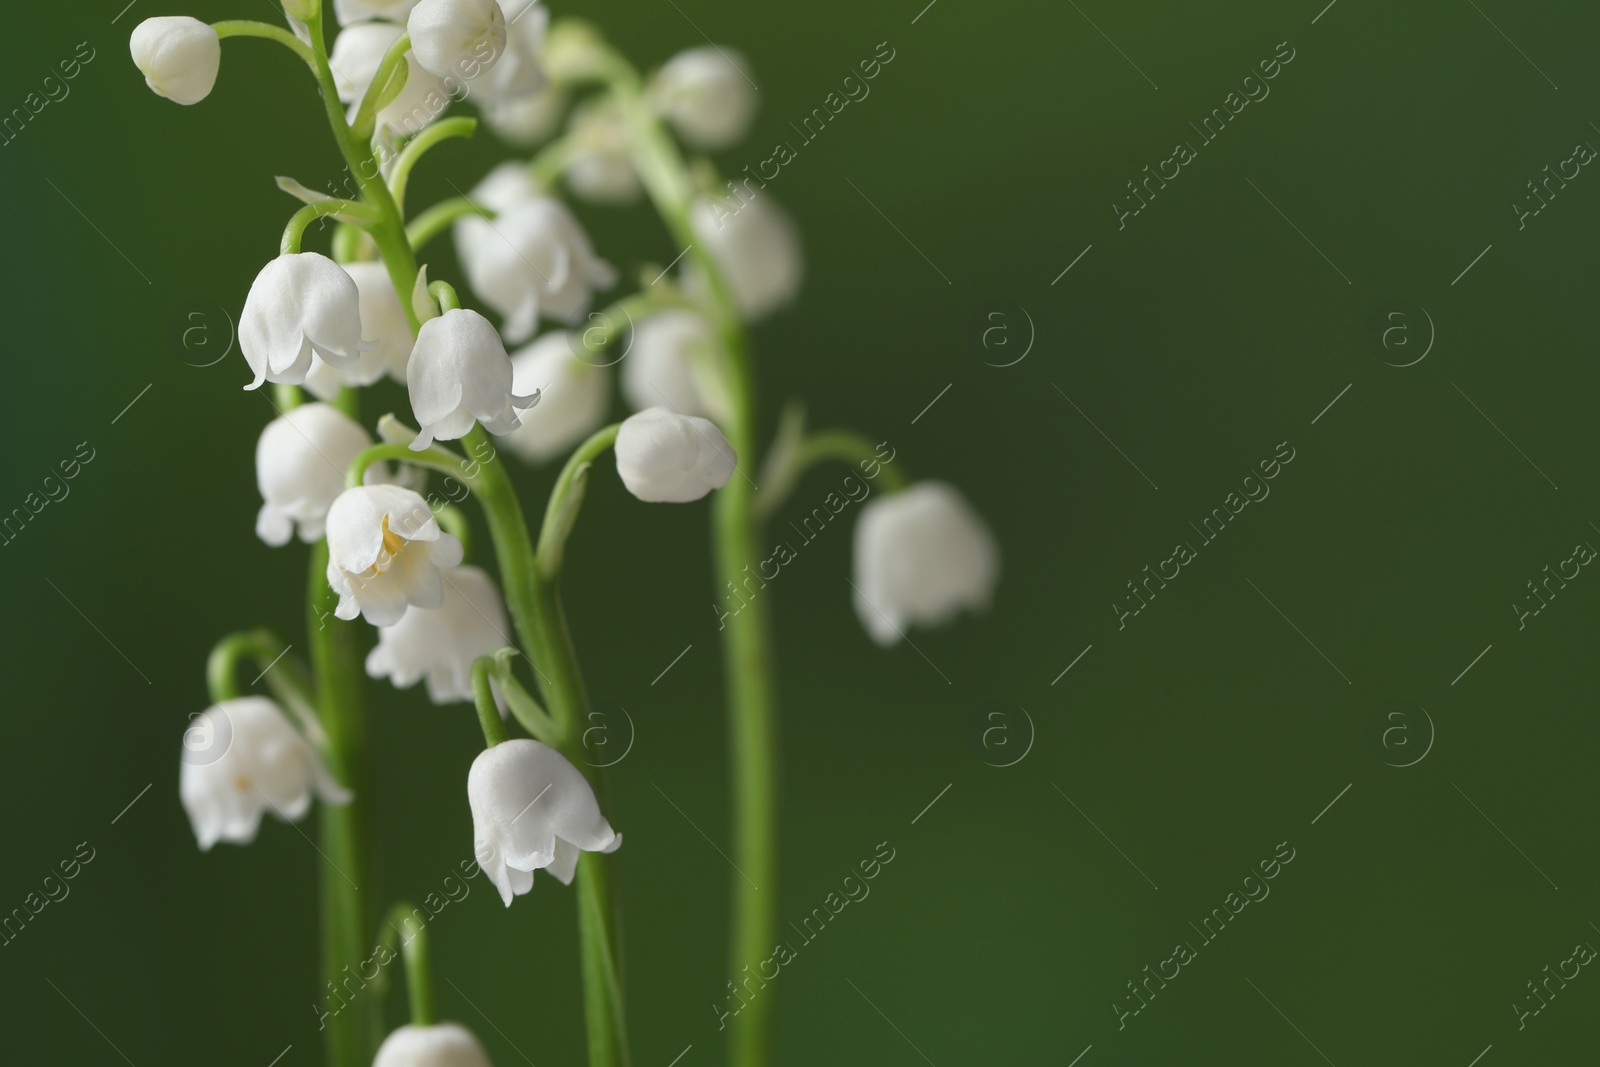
[391,118,479,211]
[281,200,372,255]
[349,32,412,143]
[205,629,315,714]
[211,20,316,67]
[386,903,437,1027]
[406,197,492,250]
[471,657,511,747]
[347,442,469,488]
[536,424,619,578]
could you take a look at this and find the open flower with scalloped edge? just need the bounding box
[366,565,509,703]
[406,308,539,448]
[326,485,464,626]
[456,196,616,343]
[240,252,373,390]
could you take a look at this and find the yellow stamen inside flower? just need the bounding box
[379,516,406,560]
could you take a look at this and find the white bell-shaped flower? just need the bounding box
[304,262,415,400]
[503,332,611,462]
[407,0,506,80]
[406,308,538,448]
[374,1023,492,1067]
[483,86,565,146]
[330,22,449,135]
[621,309,728,421]
[240,253,372,390]
[688,192,803,321]
[256,403,374,546]
[130,17,221,106]
[563,101,641,204]
[469,738,621,906]
[852,481,999,646]
[614,407,736,503]
[477,0,547,104]
[335,0,422,26]
[326,485,465,626]
[366,565,508,704]
[180,697,350,851]
[463,161,541,215]
[651,46,757,150]
[456,197,616,343]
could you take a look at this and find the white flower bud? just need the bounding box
[334,0,422,25]
[407,0,506,80]
[651,46,756,150]
[180,697,350,851]
[255,403,374,546]
[852,482,999,645]
[373,1023,492,1067]
[240,253,372,391]
[456,197,616,343]
[326,485,465,626]
[614,407,735,503]
[406,308,538,448]
[621,309,728,421]
[130,17,220,106]
[367,565,508,704]
[563,100,640,204]
[469,738,621,906]
[503,332,611,463]
[330,22,449,135]
[688,193,802,321]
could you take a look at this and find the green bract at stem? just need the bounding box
[385,903,437,1027]
[282,200,375,255]
[407,197,492,250]
[537,424,619,579]
[211,20,316,68]
[471,656,510,747]
[390,117,478,211]
[350,32,412,143]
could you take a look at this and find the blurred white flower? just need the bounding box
[334,0,422,25]
[180,697,350,851]
[482,86,565,146]
[255,403,374,546]
[303,262,414,400]
[407,0,506,80]
[563,100,640,203]
[240,252,372,391]
[614,407,735,503]
[688,193,802,321]
[326,485,464,626]
[406,308,538,448]
[373,1023,492,1067]
[456,197,616,343]
[852,482,998,646]
[651,46,756,150]
[329,22,449,135]
[621,309,728,421]
[503,332,611,462]
[367,565,508,704]
[477,0,547,103]
[469,738,621,906]
[130,17,220,106]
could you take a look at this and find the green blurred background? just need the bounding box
[4,0,1599,1063]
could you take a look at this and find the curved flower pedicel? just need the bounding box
[326,485,465,626]
[130,17,221,105]
[615,407,736,503]
[180,697,350,850]
[255,402,374,546]
[240,252,372,390]
[406,308,539,448]
[852,481,1000,645]
[367,565,509,704]
[374,1023,494,1067]
[469,739,622,906]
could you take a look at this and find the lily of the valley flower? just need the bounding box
[334,0,423,25]
[407,0,506,81]
[614,407,736,503]
[503,332,611,462]
[305,261,415,400]
[366,565,508,704]
[326,485,464,626]
[180,697,350,851]
[457,196,616,343]
[621,309,728,421]
[688,192,803,321]
[240,252,372,390]
[852,481,999,646]
[374,1023,493,1067]
[255,403,374,546]
[130,17,221,106]
[651,46,757,150]
[478,0,547,103]
[469,738,621,906]
[330,22,449,135]
[406,308,538,448]
[563,100,640,204]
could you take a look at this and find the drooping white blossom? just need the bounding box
[180,697,350,851]
[614,407,736,503]
[852,482,999,646]
[688,192,802,321]
[456,197,616,343]
[373,1023,493,1067]
[406,308,538,448]
[326,485,465,626]
[650,46,757,150]
[240,253,372,390]
[476,0,547,104]
[334,0,423,25]
[330,22,449,135]
[469,738,621,906]
[620,309,728,421]
[407,0,506,81]
[563,100,640,204]
[366,565,508,704]
[502,332,611,462]
[304,262,415,399]
[130,17,221,106]
[482,86,565,146]
[255,403,374,546]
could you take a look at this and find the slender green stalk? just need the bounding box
[211,20,316,67]
[407,197,493,250]
[391,118,479,211]
[281,200,373,256]
[349,32,412,143]
[471,657,511,747]
[205,629,316,713]
[537,424,619,578]
[386,903,437,1027]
